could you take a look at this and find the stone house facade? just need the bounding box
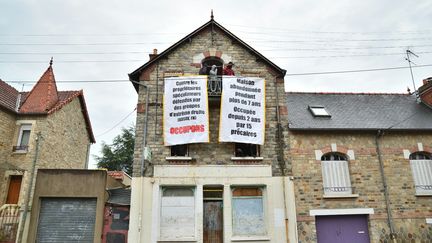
[0,62,95,242]
[285,87,432,242]
[128,16,298,242]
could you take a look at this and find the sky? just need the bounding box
[1,0,432,169]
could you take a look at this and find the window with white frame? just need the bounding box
[321,152,352,195]
[160,187,195,240]
[232,187,266,236]
[15,124,32,151]
[409,152,432,195]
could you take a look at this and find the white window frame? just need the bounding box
[409,153,432,196]
[14,124,32,152]
[159,186,196,241]
[321,153,354,197]
[231,187,267,238]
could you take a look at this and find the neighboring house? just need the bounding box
[103,187,131,243]
[127,15,297,242]
[0,62,95,242]
[286,78,432,242]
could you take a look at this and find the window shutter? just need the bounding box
[321,160,352,194]
[410,159,432,195]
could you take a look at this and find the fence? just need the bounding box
[0,204,20,243]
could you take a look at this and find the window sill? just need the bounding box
[231,236,270,241]
[231,157,263,161]
[323,194,359,199]
[158,237,196,242]
[415,193,432,197]
[12,150,28,154]
[165,156,192,161]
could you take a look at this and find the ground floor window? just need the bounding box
[160,187,195,240]
[231,187,266,236]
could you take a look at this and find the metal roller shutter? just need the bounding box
[36,198,97,243]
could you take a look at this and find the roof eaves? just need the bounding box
[129,19,287,91]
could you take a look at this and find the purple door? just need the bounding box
[316,215,370,243]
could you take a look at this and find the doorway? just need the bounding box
[6,175,22,204]
[203,186,223,243]
[316,214,371,243]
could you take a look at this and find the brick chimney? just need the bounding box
[418,77,432,108]
[149,49,158,60]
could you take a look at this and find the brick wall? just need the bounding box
[132,26,287,177]
[290,131,432,242]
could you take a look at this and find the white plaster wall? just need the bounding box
[129,165,298,243]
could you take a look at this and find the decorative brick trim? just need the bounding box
[137,103,145,113]
[279,106,287,116]
[316,144,355,161]
[140,63,156,80]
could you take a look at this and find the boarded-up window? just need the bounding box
[232,187,266,236]
[321,153,352,195]
[160,187,195,240]
[409,152,432,195]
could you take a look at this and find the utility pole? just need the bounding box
[16,132,42,243]
[405,49,419,100]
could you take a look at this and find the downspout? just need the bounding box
[375,130,396,241]
[138,84,149,241]
[17,132,42,243]
[275,77,291,242]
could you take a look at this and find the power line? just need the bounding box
[3,63,432,83]
[95,107,137,137]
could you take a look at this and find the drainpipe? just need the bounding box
[275,78,292,242]
[17,132,42,243]
[375,130,396,241]
[138,83,149,242]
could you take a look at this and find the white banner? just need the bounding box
[219,76,265,145]
[163,76,209,146]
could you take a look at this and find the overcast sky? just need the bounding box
[1,0,432,169]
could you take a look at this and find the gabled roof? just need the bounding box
[0,79,19,112]
[286,92,432,131]
[129,18,286,91]
[0,65,96,143]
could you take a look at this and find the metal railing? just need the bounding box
[0,204,20,243]
[207,76,222,97]
[323,186,353,193]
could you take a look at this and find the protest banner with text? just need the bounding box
[219,76,265,145]
[163,76,209,146]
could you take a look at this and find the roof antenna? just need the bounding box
[211,9,214,20]
[49,57,53,66]
[405,48,419,101]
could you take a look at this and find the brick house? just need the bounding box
[286,80,432,242]
[127,15,298,242]
[0,62,95,242]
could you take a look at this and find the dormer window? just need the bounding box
[309,106,331,117]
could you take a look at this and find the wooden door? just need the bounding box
[6,175,22,204]
[203,201,223,243]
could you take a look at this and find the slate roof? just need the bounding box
[107,188,131,206]
[286,92,432,131]
[129,17,286,91]
[0,65,95,142]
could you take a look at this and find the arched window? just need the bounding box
[201,57,223,97]
[321,152,352,195]
[409,151,432,195]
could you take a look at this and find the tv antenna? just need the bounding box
[405,49,419,93]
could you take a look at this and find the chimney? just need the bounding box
[149,49,158,60]
[418,77,432,108]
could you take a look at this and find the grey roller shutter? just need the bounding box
[36,198,97,243]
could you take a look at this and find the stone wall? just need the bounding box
[2,98,91,206]
[132,26,287,177]
[0,108,17,204]
[289,130,432,242]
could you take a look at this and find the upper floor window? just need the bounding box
[409,152,432,195]
[235,143,260,157]
[321,152,352,195]
[14,124,31,152]
[171,144,188,157]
